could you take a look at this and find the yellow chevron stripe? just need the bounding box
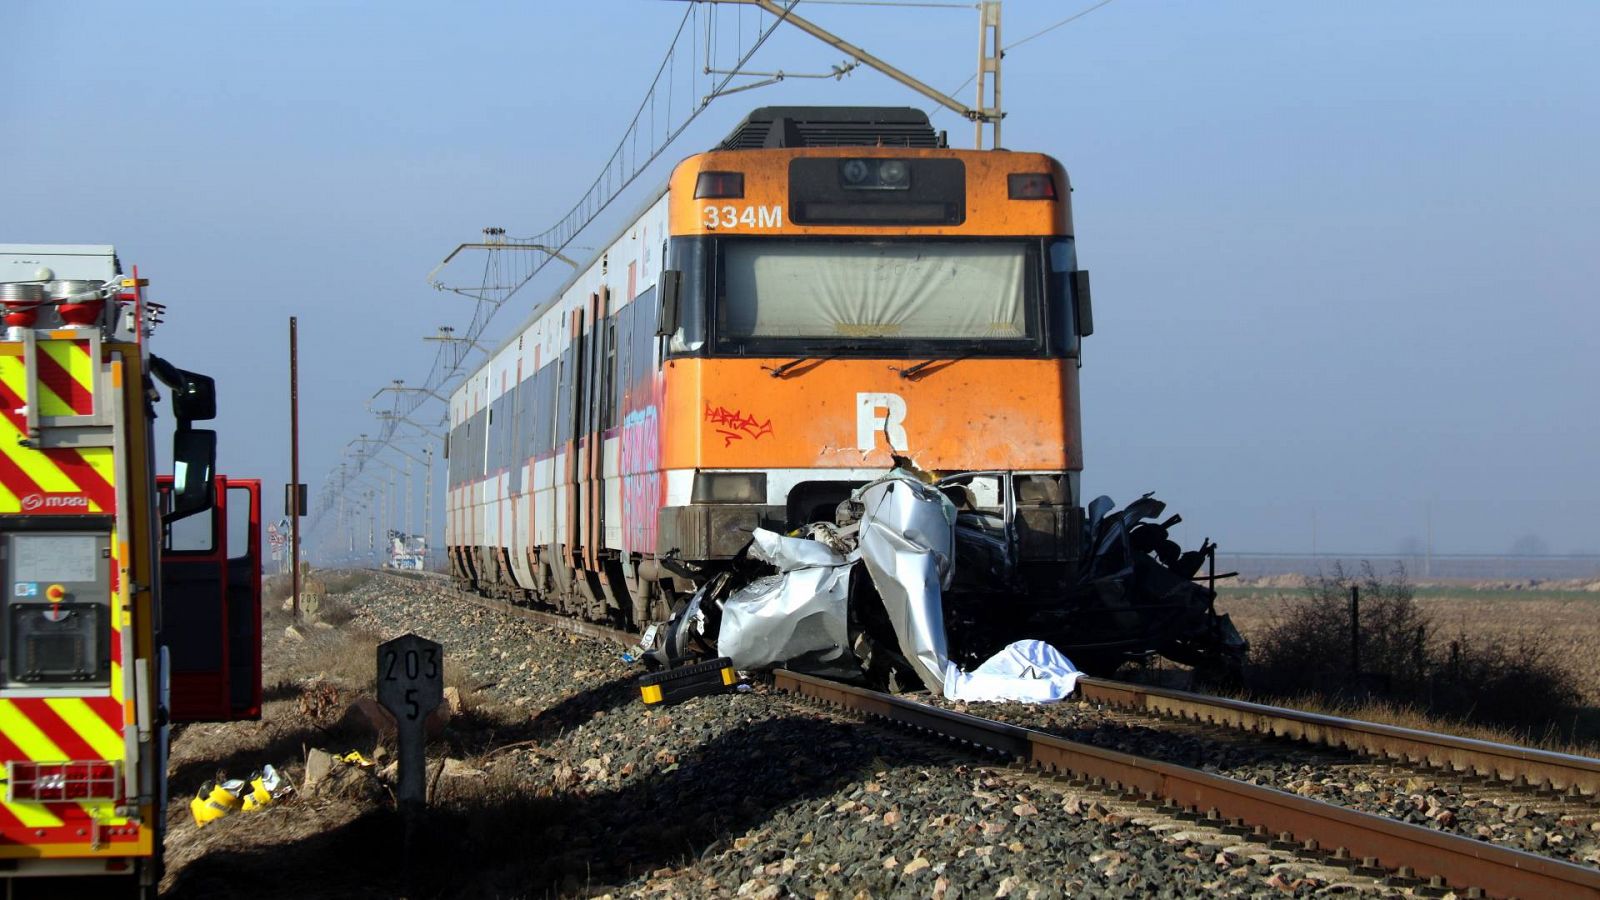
[43,700,122,761]
[0,417,77,493]
[43,340,95,397]
[81,445,115,487]
[0,354,29,403]
[4,800,64,829]
[0,417,108,515]
[0,700,65,760]
[36,341,94,417]
[0,353,73,419]
[80,799,124,825]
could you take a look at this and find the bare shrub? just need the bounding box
[1429,631,1583,731]
[1252,562,1429,696]
[1249,562,1584,734]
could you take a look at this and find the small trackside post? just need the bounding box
[1349,585,1361,679]
[290,316,301,619]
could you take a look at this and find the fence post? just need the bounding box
[1349,585,1361,678]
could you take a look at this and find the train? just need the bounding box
[445,107,1244,685]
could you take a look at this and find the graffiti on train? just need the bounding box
[705,403,774,447]
[621,405,661,553]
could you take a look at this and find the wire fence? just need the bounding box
[1217,553,1600,584]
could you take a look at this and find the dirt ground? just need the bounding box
[159,573,1600,896]
[161,579,394,897]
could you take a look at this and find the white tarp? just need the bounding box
[942,640,1083,703]
[855,471,958,697]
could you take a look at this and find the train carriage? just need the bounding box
[445,106,1240,678]
[448,106,1089,621]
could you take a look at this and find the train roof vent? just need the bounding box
[718,107,944,150]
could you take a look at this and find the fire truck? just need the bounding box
[0,245,261,898]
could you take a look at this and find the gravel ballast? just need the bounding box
[921,695,1600,867]
[289,575,1408,898]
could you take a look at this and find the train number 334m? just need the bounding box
[703,204,783,229]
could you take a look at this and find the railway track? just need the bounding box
[778,670,1600,900]
[1078,678,1600,802]
[378,571,1600,897]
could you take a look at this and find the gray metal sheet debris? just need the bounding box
[715,529,857,678]
[854,471,958,696]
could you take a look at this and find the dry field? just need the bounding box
[1211,584,1600,750]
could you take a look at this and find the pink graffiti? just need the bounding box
[705,404,773,447]
[621,405,660,553]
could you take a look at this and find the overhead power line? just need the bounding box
[308,2,805,550]
[937,0,1124,103]
[1005,0,1121,51]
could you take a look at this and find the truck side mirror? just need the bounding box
[151,356,217,423]
[1072,270,1093,337]
[655,270,681,338]
[173,371,217,423]
[168,428,217,522]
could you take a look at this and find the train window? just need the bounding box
[602,320,617,429]
[1046,237,1081,358]
[664,239,707,356]
[717,239,1035,345]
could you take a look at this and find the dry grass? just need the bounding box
[1219,591,1600,698]
[1212,583,1600,751]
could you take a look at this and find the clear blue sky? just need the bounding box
[4,1,1596,556]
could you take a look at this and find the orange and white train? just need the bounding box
[0,245,259,898]
[446,107,1094,643]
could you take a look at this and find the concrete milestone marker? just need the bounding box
[376,633,443,808]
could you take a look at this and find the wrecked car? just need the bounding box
[648,469,1247,695]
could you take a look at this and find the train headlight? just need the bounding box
[691,472,768,504]
[878,159,909,188]
[838,158,912,191]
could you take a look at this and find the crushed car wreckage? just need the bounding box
[648,469,1247,696]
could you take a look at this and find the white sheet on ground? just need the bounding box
[942,640,1082,703]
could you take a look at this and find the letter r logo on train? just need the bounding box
[856,392,908,452]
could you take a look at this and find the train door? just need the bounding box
[158,476,262,722]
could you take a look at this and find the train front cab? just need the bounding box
[651,129,1095,595]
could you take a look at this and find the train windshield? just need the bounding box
[709,238,1043,355]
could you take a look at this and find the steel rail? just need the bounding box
[1078,677,1600,800]
[774,669,1600,900]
